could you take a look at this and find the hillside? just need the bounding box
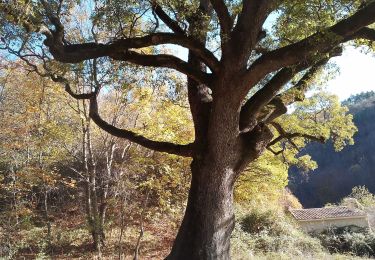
[289,91,375,208]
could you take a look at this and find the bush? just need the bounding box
[347,186,375,207]
[240,209,281,235]
[313,225,375,257]
[231,206,324,259]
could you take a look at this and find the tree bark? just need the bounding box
[167,157,236,260]
[167,94,273,259]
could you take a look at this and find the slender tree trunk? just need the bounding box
[133,190,149,260]
[87,124,103,253]
[79,98,104,253]
[10,165,19,225]
[98,142,115,245]
[117,194,127,260]
[82,124,95,248]
[44,189,52,254]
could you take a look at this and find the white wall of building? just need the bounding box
[299,217,369,233]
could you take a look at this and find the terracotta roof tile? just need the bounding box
[289,206,366,221]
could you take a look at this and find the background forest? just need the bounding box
[290,91,375,208]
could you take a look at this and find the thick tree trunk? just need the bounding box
[167,99,273,259]
[167,157,237,260]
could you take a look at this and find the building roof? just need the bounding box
[289,206,366,221]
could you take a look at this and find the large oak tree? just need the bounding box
[1,0,375,259]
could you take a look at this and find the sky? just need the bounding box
[326,47,375,100]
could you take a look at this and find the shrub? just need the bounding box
[313,225,375,257]
[348,186,375,207]
[231,206,324,259]
[240,210,281,235]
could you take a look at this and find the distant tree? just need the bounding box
[343,91,375,111]
[1,1,375,259]
[347,186,375,207]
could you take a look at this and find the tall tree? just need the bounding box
[1,1,375,259]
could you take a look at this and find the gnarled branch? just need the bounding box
[260,57,332,124]
[152,3,185,35]
[88,96,194,157]
[260,55,334,125]
[210,0,233,36]
[239,65,304,132]
[239,48,341,132]
[62,81,96,100]
[39,1,219,74]
[226,0,276,62]
[110,50,212,85]
[268,122,325,149]
[278,58,332,106]
[243,1,375,98]
[44,32,220,74]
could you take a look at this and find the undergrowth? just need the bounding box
[231,205,370,260]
